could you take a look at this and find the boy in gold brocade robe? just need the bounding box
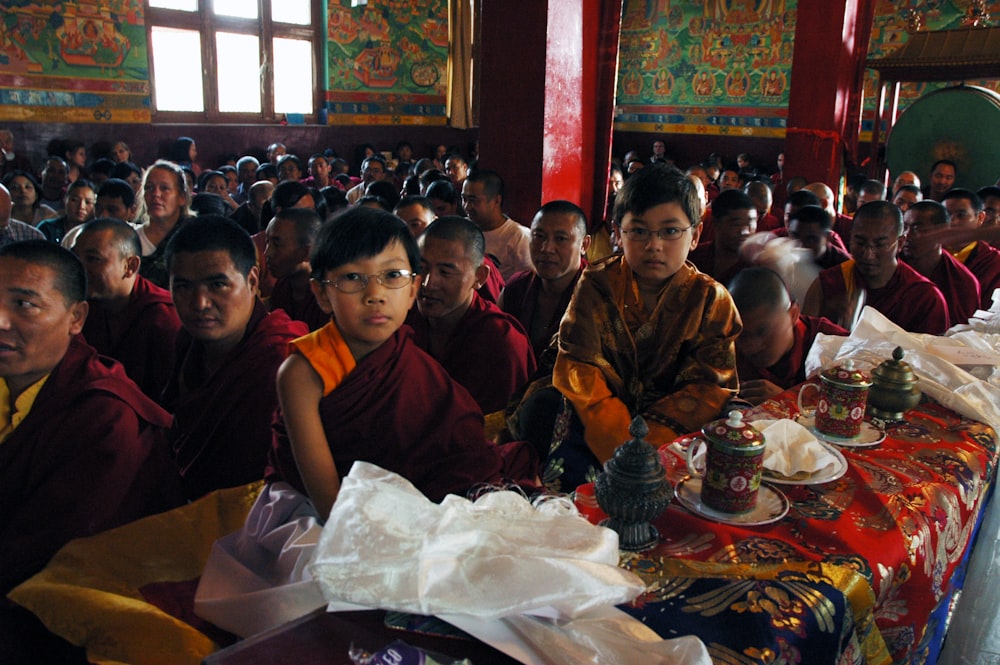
[513,165,741,491]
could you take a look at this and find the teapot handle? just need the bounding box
[685,438,706,478]
[797,382,820,416]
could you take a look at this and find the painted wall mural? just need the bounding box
[614,0,797,138]
[0,0,149,123]
[324,0,450,126]
[862,0,1000,139]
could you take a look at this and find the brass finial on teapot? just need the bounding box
[594,416,673,551]
[868,346,921,421]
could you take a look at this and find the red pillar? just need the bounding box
[477,0,622,227]
[785,0,877,198]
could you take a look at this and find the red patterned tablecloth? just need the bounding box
[577,388,997,665]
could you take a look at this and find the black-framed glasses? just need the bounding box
[316,269,415,293]
[620,226,692,242]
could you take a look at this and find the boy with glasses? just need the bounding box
[195,207,539,636]
[512,164,740,492]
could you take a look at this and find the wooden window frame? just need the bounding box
[146,0,323,124]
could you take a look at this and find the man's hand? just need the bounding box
[739,378,783,405]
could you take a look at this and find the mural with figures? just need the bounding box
[324,0,449,126]
[0,0,149,123]
[614,0,797,138]
[615,0,1000,139]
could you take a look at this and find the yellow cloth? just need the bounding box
[9,482,264,665]
[952,241,978,264]
[839,258,857,304]
[552,256,740,462]
[0,374,49,443]
[289,321,357,396]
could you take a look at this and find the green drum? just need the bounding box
[886,84,1000,190]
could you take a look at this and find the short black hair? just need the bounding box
[78,217,142,258]
[272,207,322,247]
[908,200,948,226]
[272,180,316,212]
[712,189,755,219]
[98,178,136,208]
[421,215,486,266]
[728,266,790,314]
[533,200,588,236]
[612,163,702,228]
[164,216,257,276]
[942,188,984,213]
[109,161,142,181]
[464,169,504,200]
[89,158,116,177]
[977,185,1000,201]
[854,200,903,236]
[395,195,434,215]
[426,179,458,204]
[930,159,957,175]
[788,204,832,231]
[311,206,420,278]
[785,189,821,209]
[0,239,86,304]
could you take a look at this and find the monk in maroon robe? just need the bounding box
[264,208,329,331]
[408,217,535,415]
[901,201,981,328]
[162,217,308,500]
[689,190,757,285]
[803,202,949,334]
[74,219,181,401]
[499,200,592,360]
[943,189,1000,310]
[730,267,847,405]
[268,325,537,503]
[0,242,180,595]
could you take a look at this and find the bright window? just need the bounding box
[147,0,319,121]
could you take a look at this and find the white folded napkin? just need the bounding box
[752,418,838,479]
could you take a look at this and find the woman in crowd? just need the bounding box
[3,170,57,225]
[37,179,97,244]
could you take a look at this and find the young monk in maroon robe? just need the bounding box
[264,207,329,331]
[74,218,181,401]
[0,240,181,595]
[688,189,757,285]
[803,201,949,334]
[729,267,847,405]
[901,201,981,328]
[162,216,307,500]
[406,216,535,415]
[195,209,538,637]
[499,200,591,360]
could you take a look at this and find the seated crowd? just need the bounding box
[2,132,999,657]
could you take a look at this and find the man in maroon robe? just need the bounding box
[943,189,1000,310]
[74,219,181,401]
[902,201,981,328]
[0,240,180,595]
[406,216,535,415]
[803,201,949,334]
[264,207,328,331]
[163,217,307,500]
[729,267,847,404]
[499,200,591,360]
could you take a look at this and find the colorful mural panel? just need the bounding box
[325,0,449,125]
[614,0,796,137]
[862,0,1000,139]
[0,0,149,123]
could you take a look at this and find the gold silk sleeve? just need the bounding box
[552,352,634,462]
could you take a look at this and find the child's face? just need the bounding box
[615,202,700,291]
[736,303,798,370]
[311,240,417,360]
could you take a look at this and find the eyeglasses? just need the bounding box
[620,226,692,242]
[317,269,415,293]
[850,238,898,254]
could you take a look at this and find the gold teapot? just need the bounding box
[868,347,921,420]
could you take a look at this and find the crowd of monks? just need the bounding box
[1,137,998,659]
